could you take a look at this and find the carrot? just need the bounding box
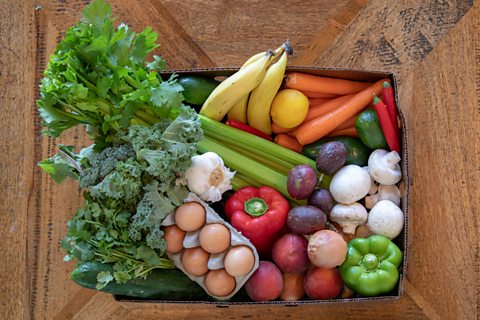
[272,122,295,134]
[304,94,354,122]
[335,113,358,131]
[327,126,359,138]
[309,98,331,106]
[285,72,372,95]
[274,134,303,153]
[302,91,339,99]
[295,79,390,145]
[286,131,296,138]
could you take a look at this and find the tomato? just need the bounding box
[270,89,309,128]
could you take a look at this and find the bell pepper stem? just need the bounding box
[361,253,380,271]
[244,198,268,217]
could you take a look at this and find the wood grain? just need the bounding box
[0,0,478,319]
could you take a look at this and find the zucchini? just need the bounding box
[71,261,210,300]
[303,136,371,167]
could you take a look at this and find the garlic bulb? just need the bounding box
[185,152,235,202]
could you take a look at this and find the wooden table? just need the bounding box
[1,0,478,319]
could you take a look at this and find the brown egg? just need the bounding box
[163,225,186,254]
[181,247,210,276]
[204,269,236,297]
[199,223,231,254]
[224,245,255,277]
[175,202,206,232]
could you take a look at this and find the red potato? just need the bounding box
[304,267,343,299]
[245,261,283,301]
[272,233,309,273]
[280,273,305,301]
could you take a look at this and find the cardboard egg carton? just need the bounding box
[161,193,260,300]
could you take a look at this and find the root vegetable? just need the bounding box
[304,267,343,299]
[287,164,317,200]
[272,233,310,273]
[307,188,333,216]
[287,206,327,235]
[245,261,283,301]
[307,230,347,268]
[280,273,305,301]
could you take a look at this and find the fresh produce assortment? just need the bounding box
[37,0,406,303]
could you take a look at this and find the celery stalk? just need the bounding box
[198,137,290,199]
[200,115,317,168]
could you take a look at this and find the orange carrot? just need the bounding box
[335,113,359,131]
[274,134,303,153]
[327,126,359,138]
[286,131,296,138]
[302,91,339,99]
[285,72,372,95]
[295,79,390,145]
[272,122,295,134]
[309,98,331,106]
[304,94,354,122]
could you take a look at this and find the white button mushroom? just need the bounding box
[367,200,404,239]
[363,166,378,195]
[330,202,368,234]
[368,149,402,185]
[329,165,371,204]
[365,184,401,209]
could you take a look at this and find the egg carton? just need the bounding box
[161,193,260,300]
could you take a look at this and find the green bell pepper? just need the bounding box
[339,235,403,296]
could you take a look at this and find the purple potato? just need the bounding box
[307,189,333,216]
[287,206,327,235]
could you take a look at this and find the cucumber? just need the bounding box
[71,261,210,300]
[302,136,371,167]
[178,75,219,105]
[355,109,388,150]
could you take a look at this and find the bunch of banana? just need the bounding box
[199,42,292,132]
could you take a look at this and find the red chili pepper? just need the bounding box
[224,186,289,256]
[225,119,273,141]
[373,94,400,153]
[381,82,400,137]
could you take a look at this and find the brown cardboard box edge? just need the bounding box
[115,67,410,307]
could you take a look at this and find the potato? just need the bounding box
[287,165,317,200]
[245,261,283,301]
[316,141,347,175]
[272,233,309,273]
[307,188,333,216]
[287,206,327,235]
[280,273,305,301]
[304,267,343,299]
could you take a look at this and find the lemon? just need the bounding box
[270,89,309,128]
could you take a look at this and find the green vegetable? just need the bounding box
[36,0,184,148]
[355,110,388,150]
[71,261,209,300]
[58,115,201,288]
[177,75,220,105]
[302,136,371,166]
[339,235,403,296]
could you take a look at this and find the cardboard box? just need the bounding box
[116,67,410,306]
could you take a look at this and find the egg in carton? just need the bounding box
[161,193,260,300]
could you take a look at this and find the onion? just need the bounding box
[307,230,347,268]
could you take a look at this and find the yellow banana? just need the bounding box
[247,50,288,135]
[227,93,249,123]
[199,51,273,121]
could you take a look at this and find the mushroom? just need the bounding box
[367,200,404,239]
[329,165,371,204]
[363,166,378,195]
[330,202,368,234]
[365,184,401,209]
[368,149,402,185]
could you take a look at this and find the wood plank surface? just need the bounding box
[0,0,478,319]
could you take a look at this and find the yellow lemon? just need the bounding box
[270,89,309,128]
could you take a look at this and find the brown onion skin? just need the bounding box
[307,230,347,268]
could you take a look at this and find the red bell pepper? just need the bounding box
[225,186,289,256]
[225,119,273,141]
[373,94,400,153]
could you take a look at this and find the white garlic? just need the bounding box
[185,152,235,202]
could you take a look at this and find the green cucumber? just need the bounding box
[71,261,210,300]
[302,136,371,167]
[178,75,220,105]
[355,109,388,150]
